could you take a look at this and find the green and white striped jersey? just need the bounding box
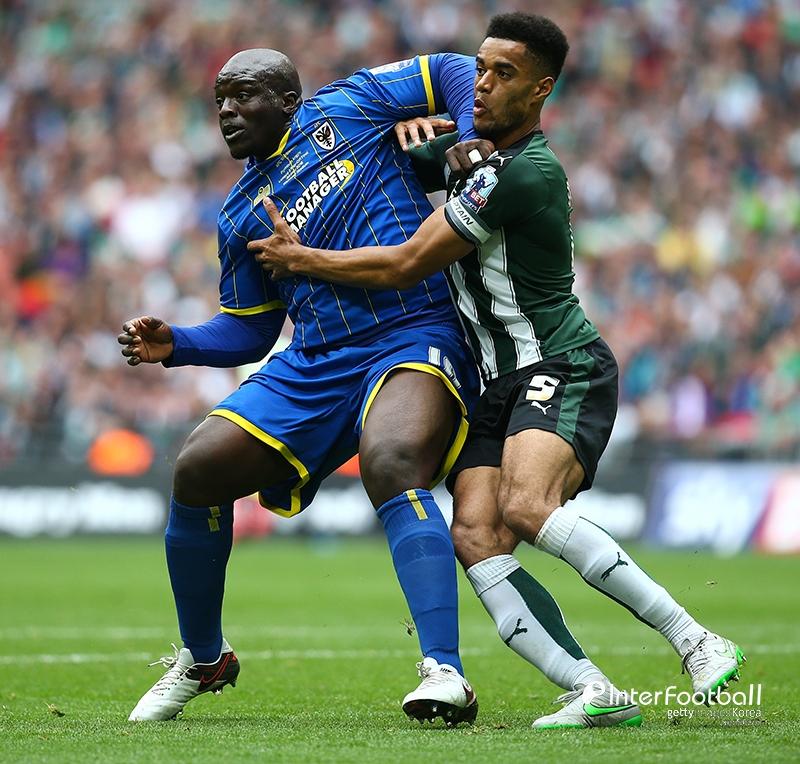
[430,130,599,381]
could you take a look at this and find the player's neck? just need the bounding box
[252,125,292,162]
[494,115,541,150]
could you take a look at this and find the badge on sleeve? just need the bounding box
[461,166,498,211]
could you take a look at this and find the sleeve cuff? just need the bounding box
[444,197,493,244]
[160,325,186,367]
[219,299,286,316]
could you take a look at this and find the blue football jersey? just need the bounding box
[216,53,476,350]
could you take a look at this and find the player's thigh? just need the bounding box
[359,369,458,505]
[450,466,519,569]
[175,346,366,511]
[174,415,296,506]
[498,428,585,540]
[499,339,618,539]
[356,319,479,506]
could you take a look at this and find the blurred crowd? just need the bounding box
[1,0,799,470]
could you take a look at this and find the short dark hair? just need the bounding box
[485,13,569,80]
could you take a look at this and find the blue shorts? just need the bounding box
[209,319,479,517]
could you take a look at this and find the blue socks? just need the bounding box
[165,497,233,664]
[165,490,463,673]
[377,489,463,674]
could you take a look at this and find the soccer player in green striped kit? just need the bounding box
[249,12,745,728]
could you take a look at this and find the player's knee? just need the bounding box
[172,442,215,506]
[360,439,433,507]
[450,517,505,569]
[500,494,552,543]
[450,515,518,570]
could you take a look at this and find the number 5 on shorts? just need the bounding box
[525,374,560,402]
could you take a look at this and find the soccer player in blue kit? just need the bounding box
[121,49,480,724]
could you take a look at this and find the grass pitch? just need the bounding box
[1,537,798,762]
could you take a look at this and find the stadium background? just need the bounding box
[2,0,798,551]
[1,1,799,760]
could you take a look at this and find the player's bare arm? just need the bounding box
[248,198,473,289]
[118,316,174,366]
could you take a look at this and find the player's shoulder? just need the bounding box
[454,133,561,222]
[478,140,548,194]
[365,57,420,78]
[314,56,422,98]
[518,132,566,184]
[490,132,565,197]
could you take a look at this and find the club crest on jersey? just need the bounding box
[462,166,498,210]
[312,121,336,152]
[284,159,354,233]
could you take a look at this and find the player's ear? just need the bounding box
[282,91,301,115]
[532,76,554,103]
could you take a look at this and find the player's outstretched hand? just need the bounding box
[247,198,304,280]
[445,138,495,178]
[394,117,456,152]
[118,316,174,366]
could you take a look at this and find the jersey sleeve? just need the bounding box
[165,310,286,368]
[444,156,550,245]
[218,218,286,316]
[408,132,459,193]
[356,53,476,137]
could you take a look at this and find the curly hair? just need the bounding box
[485,13,569,80]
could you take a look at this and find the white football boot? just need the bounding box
[533,680,642,729]
[681,632,746,702]
[402,657,478,726]
[128,639,240,721]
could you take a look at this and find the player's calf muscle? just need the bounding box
[451,517,517,568]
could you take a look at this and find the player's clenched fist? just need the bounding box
[445,138,495,178]
[118,316,174,366]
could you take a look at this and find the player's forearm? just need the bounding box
[164,311,285,368]
[409,135,457,193]
[281,207,470,289]
[289,243,421,290]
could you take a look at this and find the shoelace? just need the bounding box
[681,632,710,676]
[553,688,583,706]
[415,661,454,687]
[148,643,190,693]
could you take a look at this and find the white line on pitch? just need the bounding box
[2,624,791,642]
[0,625,423,640]
[0,647,491,666]
[0,643,794,666]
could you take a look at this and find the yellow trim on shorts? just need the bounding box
[219,300,286,316]
[361,362,469,488]
[207,409,309,518]
[419,55,436,114]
